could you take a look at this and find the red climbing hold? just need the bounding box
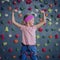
[15,34,19,38]
[42,48,46,52]
[8,48,13,52]
[0,34,4,40]
[12,1,17,5]
[38,27,43,32]
[55,34,59,39]
[57,14,60,18]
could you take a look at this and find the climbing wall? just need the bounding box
[0,0,60,60]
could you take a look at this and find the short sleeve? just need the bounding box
[33,25,37,31]
[20,25,26,30]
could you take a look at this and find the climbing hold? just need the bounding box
[55,34,59,39]
[34,5,39,9]
[0,34,4,40]
[42,48,46,52]
[12,55,16,59]
[55,22,58,25]
[16,47,20,51]
[49,4,53,8]
[0,21,4,25]
[28,7,32,11]
[8,48,13,52]
[44,43,48,46]
[9,34,12,38]
[55,43,59,46]
[5,26,9,32]
[48,8,52,13]
[47,40,51,44]
[20,7,25,11]
[18,13,22,17]
[8,6,12,11]
[8,20,12,24]
[36,35,40,39]
[38,27,43,32]
[15,34,19,38]
[45,29,49,32]
[42,35,45,38]
[0,12,2,17]
[1,7,4,10]
[11,28,15,31]
[48,35,52,39]
[18,10,22,14]
[48,21,52,25]
[58,28,60,32]
[12,1,17,5]
[57,14,60,18]
[55,9,58,13]
[2,42,7,46]
[25,0,32,4]
[13,39,18,44]
[5,13,8,17]
[46,55,50,59]
[36,44,40,47]
[17,0,21,3]
[39,0,43,3]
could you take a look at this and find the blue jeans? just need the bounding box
[20,43,38,60]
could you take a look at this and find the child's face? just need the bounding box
[29,18,34,26]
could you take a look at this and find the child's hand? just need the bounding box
[12,9,18,13]
[40,10,45,14]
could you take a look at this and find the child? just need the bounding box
[12,10,46,60]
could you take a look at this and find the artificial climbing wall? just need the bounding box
[0,0,60,60]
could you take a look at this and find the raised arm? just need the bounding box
[12,10,22,28]
[35,10,46,28]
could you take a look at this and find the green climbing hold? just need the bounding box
[48,8,52,13]
[2,42,7,46]
[34,5,39,9]
[44,43,48,46]
[48,21,52,25]
[36,35,40,39]
[0,13,2,17]
[0,21,4,24]
[39,0,43,3]
[5,26,9,32]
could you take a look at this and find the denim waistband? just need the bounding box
[21,43,36,46]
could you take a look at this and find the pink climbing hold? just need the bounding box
[25,0,32,4]
[28,7,32,11]
[8,48,13,52]
[17,0,21,3]
[8,20,12,24]
[0,34,4,40]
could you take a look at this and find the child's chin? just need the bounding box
[31,24,34,26]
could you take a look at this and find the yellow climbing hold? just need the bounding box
[5,26,9,32]
[36,35,40,39]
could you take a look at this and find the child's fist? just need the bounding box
[40,10,45,13]
[12,9,18,12]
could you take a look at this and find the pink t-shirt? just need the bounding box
[20,25,37,45]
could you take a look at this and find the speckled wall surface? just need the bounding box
[0,0,60,60]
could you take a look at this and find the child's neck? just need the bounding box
[26,24,33,27]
